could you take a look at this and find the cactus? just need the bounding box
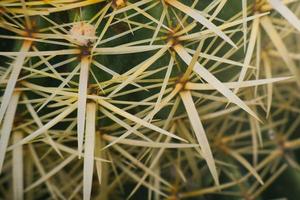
[0,0,300,199]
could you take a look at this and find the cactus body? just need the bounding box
[0,0,300,199]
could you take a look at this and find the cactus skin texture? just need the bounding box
[1,0,300,199]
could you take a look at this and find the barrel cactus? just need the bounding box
[0,0,300,199]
